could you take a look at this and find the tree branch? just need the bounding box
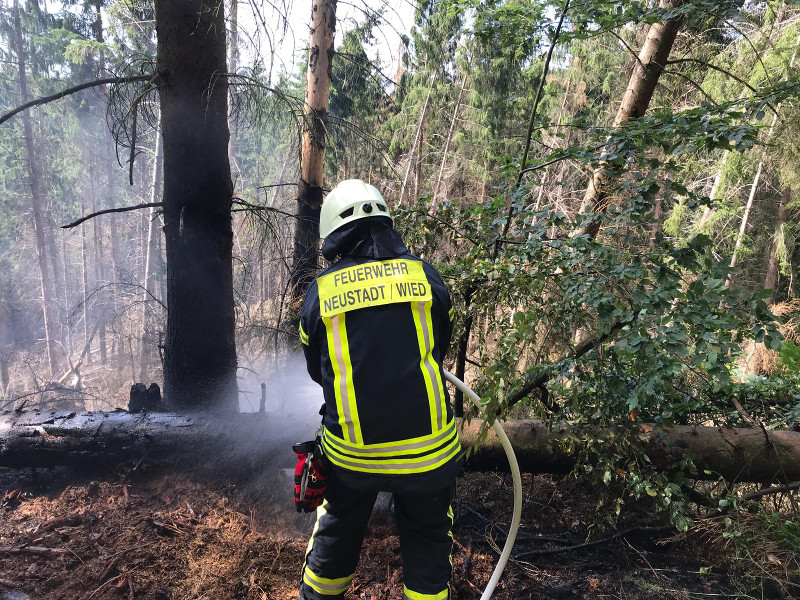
[704,482,800,519]
[0,75,152,126]
[231,198,313,222]
[61,202,163,229]
[507,319,629,409]
[665,58,780,117]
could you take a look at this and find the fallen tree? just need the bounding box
[1,411,798,483]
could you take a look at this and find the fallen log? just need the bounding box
[0,411,798,483]
[463,420,800,483]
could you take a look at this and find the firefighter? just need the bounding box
[297,179,462,600]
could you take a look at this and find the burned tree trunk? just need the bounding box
[576,0,683,239]
[154,0,238,412]
[1,412,799,484]
[290,0,338,303]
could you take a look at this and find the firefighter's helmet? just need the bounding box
[319,179,392,239]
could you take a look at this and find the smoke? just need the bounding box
[197,352,326,519]
[237,352,323,420]
[232,352,394,521]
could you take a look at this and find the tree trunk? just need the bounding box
[139,122,163,382]
[61,235,72,356]
[725,160,763,289]
[697,149,729,229]
[649,192,663,247]
[94,0,122,363]
[228,0,239,188]
[13,0,58,378]
[699,35,798,231]
[400,72,435,205]
[763,189,791,305]
[80,198,91,365]
[576,0,683,239]
[1,411,798,484]
[91,180,108,365]
[725,37,798,290]
[290,0,338,304]
[434,75,468,202]
[155,0,238,412]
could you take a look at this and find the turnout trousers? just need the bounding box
[299,471,456,600]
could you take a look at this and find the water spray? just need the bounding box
[443,370,522,600]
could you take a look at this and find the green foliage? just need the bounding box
[779,340,800,375]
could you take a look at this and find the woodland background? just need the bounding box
[1,0,800,595]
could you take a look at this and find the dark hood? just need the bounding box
[322,217,408,261]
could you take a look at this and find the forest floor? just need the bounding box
[0,465,774,600]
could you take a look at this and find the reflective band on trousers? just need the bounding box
[403,585,449,600]
[323,420,457,457]
[303,568,354,595]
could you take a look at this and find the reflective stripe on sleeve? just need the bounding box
[299,321,310,345]
[448,307,454,322]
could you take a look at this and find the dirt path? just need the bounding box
[0,468,743,599]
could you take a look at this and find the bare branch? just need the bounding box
[0,75,152,126]
[62,202,163,229]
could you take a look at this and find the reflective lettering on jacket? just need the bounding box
[317,259,431,318]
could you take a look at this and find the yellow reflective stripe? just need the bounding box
[303,568,354,595]
[322,436,461,474]
[322,420,456,457]
[423,299,447,429]
[448,307,454,322]
[324,314,362,443]
[336,313,363,444]
[305,500,327,558]
[317,259,432,318]
[299,321,310,345]
[403,586,449,600]
[412,300,445,431]
[323,431,458,465]
[324,315,350,441]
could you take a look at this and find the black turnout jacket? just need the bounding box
[300,218,462,491]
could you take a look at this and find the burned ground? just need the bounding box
[0,467,762,599]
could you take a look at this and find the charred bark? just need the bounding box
[155,0,238,412]
[290,0,337,303]
[1,412,799,484]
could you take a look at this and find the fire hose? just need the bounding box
[443,370,522,600]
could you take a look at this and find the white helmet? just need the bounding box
[319,179,392,239]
